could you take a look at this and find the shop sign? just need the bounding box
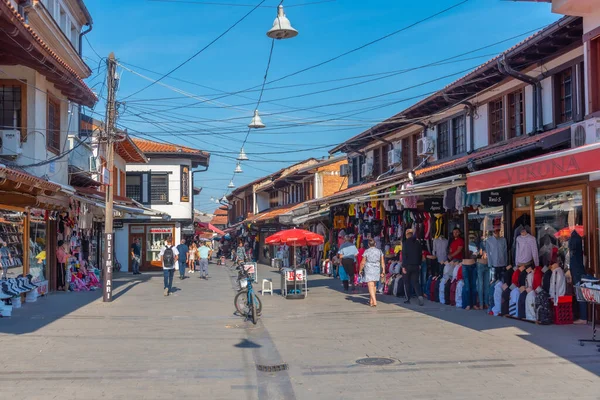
[180,165,190,202]
[467,144,600,193]
[113,220,124,229]
[130,226,145,234]
[260,226,278,233]
[103,233,113,302]
[481,190,507,206]
[181,224,194,234]
[149,227,172,234]
[424,197,443,213]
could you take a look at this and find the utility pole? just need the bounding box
[103,52,117,302]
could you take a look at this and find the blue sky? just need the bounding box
[81,0,559,214]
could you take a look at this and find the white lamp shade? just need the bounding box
[248,110,265,129]
[267,5,298,40]
[237,148,249,161]
[234,162,243,173]
[228,180,235,188]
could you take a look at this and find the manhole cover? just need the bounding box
[356,357,396,366]
[256,364,289,372]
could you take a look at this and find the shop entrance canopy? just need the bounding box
[467,143,600,193]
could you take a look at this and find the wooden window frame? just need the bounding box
[401,139,409,171]
[46,95,61,154]
[411,134,418,169]
[437,120,450,160]
[507,89,525,139]
[372,147,381,177]
[0,80,27,142]
[451,114,467,154]
[488,97,505,145]
[120,170,126,197]
[554,68,574,126]
[584,28,600,117]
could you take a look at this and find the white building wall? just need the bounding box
[126,158,193,220]
[473,103,489,150]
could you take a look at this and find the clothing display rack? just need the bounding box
[575,285,600,350]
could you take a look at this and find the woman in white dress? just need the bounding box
[359,239,385,307]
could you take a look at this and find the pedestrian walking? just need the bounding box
[198,241,211,279]
[160,237,179,296]
[188,243,197,274]
[402,229,424,306]
[359,239,385,307]
[130,238,141,275]
[56,240,69,291]
[236,240,246,264]
[338,235,358,291]
[176,239,188,280]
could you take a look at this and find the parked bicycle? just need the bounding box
[234,262,262,325]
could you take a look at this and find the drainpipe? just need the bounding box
[79,24,93,56]
[497,55,543,133]
[462,101,476,153]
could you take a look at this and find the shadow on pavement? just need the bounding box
[235,338,262,349]
[300,270,600,377]
[0,272,154,335]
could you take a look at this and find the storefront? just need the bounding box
[126,224,177,270]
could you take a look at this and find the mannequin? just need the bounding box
[525,287,537,321]
[486,227,508,280]
[515,227,539,267]
[549,262,566,305]
[569,230,587,323]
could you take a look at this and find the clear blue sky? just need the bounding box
[81,0,559,214]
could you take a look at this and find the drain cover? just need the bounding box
[356,357,395,366]
[256,364,289,372]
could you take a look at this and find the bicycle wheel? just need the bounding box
[235,290,250,316]
[251,302,258,325]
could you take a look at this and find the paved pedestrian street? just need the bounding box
[1,263,599,400]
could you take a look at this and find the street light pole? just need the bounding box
[103,52,117,302]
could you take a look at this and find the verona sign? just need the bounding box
[467,143,600,193]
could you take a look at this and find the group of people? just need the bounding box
[131,237,213,297]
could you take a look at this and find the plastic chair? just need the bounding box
[262,278,273,296]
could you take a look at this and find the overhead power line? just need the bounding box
[122,0,269,100]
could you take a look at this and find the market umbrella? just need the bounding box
[265,228,324,247]
[265,228,324,298]
[554,225,584,238]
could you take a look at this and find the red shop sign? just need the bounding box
[149,227,172,234]
[467,144,600,193]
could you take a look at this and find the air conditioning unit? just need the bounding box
[361,162,373,178]
[417,136,435,157]
[571,119,600,148]
[388,142,402,167]
[339,163,350,177]
[0,130,22,157]
[89,156,98,172]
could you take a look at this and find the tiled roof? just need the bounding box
[213,206,228,216]
[210,215,228,226]
[132,138,209,157]
[250,203,303,223]
[0,166,61,192]
[415,127,569,178]
[0,1,96,107]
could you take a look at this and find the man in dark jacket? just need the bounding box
[402,229,424,306]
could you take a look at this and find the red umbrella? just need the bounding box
[265,228,324,247]
[554,225,584,238]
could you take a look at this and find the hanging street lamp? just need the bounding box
[248,110,266,129]
[234,162,243,173]
[267,4,298,40]
[237,147,249,161]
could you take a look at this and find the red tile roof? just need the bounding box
[416,127,569,178]
[210,215,228,226]
[0,1,96,107]
[213,206,228,216]
[132,138,209,157]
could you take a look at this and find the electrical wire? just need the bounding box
[121,0,269,100]
[147,0,335,7]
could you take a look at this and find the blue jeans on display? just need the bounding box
[476,263,490,307]
[178,261,186,279]
[163,268,175,292]
[462,264,478,309]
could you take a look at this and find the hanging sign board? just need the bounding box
[180,165,190,202]
[481,190,508,206]
[424,197,444,213]
[103,233,113,302]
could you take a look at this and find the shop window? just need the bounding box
[591,37,600,114]
[0,211,24,280]
[29,211,47,283]
[47,96,61,153]
[489,98,504,145]
[555,68,573,125]
[508,90,524,138]
[150,174,169,204]
[451,115,466,155]
[146,226,173,264]
[437,121,449,160]
[468,205,505,259]
[515,196,530,208]
[534,190,583,268]
[0,82,25,141]
[126,174,142,202]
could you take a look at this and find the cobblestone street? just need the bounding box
[1,262,599,399]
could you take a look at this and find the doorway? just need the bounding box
[129,233,144,272]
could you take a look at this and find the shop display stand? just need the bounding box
[575,285,600,350]
[281,268,307,299]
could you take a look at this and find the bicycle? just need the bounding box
[234,262,262,325]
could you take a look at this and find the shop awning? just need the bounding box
[292,208,330,225]
[196,222,225,235]
[466,143,600,193]
[325,174,408,206]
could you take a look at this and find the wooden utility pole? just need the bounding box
[103,52,117,302]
